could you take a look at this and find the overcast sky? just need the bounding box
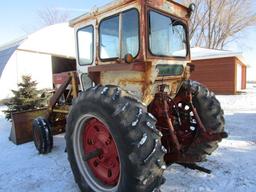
[0,0,255,81]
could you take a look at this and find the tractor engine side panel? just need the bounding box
[100,71,145,100]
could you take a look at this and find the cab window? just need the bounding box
[77,25,94,65]
[149,10,187,57]
[99,9,139,60]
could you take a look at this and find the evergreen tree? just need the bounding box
[4,75,47,121]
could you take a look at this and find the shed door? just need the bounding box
[236,63,242,91]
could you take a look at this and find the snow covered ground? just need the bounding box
[0,84,256,192]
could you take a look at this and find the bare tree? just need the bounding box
[37,7,70,27]
[183,0,256,49]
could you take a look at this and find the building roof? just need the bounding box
[0,23,75,59]
[191,47,246,65]
[0,23,76,77]
[0,38,25,76]
[18,23,75,58]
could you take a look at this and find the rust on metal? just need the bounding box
[148,85,181,152]
[47,71,78,131]
[70,72,79,98]
[48,75,71,111]
[88,62,146,73]
[148,83,227,164]
[89,72,101,85]
[71,0,191,105]
[52,109,69,114]
[53,71,80,85]
[9,108,65,145]
[70,0,136,27]
[49,71,78,111]
[10,71,80,145]
[147,0,189,19]
[53,72,70,85]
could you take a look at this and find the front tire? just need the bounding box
[66,85,166,192]
[32,117,53,154]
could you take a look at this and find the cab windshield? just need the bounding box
[149,10,187,57]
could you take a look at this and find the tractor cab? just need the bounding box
[70,0,193,104]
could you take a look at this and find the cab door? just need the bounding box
[75,20,96,91]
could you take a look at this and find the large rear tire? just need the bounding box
[66,85,166,192]
[182,80,225,160]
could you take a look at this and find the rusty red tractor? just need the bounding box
[31,0,227,191]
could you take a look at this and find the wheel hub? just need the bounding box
[83,118,120,186]
[175,101,198,146]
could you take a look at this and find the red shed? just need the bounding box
[190,47,247,95]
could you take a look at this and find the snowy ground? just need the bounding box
[0,84,256,192]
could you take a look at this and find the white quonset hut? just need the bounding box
[0,23,76,100]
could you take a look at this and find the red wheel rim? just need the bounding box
[34,127,41,148]
[34,129,40,142]
[83,118,120,186]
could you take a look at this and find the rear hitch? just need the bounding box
[178,163,212,174]
[148,83,228,165]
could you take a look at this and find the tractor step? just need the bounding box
[178,163,212,174]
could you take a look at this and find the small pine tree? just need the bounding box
[4,75,46,121]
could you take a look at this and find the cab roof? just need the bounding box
[69,0,189,27]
